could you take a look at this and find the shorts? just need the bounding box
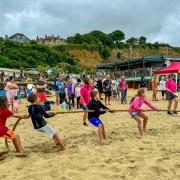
[38,92,46,101]
[80,104,88,111]
[1,129,17,140]
[129,111,141,118]
[38,124,56,138]
[112,90,117,96]
[104,91,112,97]
[166,91,177,100]
[89,118,103,127]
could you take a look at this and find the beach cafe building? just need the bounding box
[96,55,180,88]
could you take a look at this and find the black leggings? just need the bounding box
[77,96,80,109]
[59,93,66,104]
[162,91,166,97]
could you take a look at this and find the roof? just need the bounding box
[97,55,165,69]
[155,62,180,74]
[8,33,30,42]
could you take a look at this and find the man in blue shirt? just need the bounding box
[56,77,65,104]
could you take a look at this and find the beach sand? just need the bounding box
[0,89,180,180]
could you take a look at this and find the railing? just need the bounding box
[116,67,162,78]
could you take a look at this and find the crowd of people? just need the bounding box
[0,72,179,156]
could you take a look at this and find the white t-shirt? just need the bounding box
[75,86,81,97]
[158,80,166,91]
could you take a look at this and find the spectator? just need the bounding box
[151,75,158,101]
[103,75,112,106]
[159,76,166,100]
[165,74,178,115]
[80,78,93,126]
[119,76,128,104]
[5,76,19,110]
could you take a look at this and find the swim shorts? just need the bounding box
[1,129,17,140]
[129,111,140,118]
[89,118,103,127]
[38,124,56,138]
[80,104,88,111]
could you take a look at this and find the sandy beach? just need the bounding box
[0,89,180,180]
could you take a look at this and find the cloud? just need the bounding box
[0,0,180,46]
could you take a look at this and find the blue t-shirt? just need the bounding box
[56,80,65,94]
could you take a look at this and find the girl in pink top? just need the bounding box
[165,74,178,115]
[80,78,93,126]
[129,88,159,136]
[12,96,19,113]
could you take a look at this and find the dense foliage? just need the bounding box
[66,30,173,58]
[0,39,79,72]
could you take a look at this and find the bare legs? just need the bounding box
[53,133,65,150]
[55,93,59,106]
[133,113,148,136]
[83,112,88,125]
[13,134,23,153]
[98,124,106,144]
[105,95,111,106]
[167,98,178,112]
[152,89,158,101]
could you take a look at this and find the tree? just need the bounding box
[99,46,111,58]
[139,36,147,44]
[108,30,125,43]
[126,37,138,45]
[89,30,112,46]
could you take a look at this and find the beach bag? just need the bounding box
[59,101,68,112]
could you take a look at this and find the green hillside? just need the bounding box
[0,38,79,72]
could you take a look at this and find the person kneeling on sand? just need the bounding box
[128,88,159,136]
[87,90,113,144]
[0,96,27,156]
[27,93,65,150]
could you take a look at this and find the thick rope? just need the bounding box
[55,109,172,114]
[5,118,22,150]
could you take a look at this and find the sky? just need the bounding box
[0,0,180,46]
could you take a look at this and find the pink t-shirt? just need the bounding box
[80,84,93,105]
[13,100,19,108]
[165,79,177,93]
[119,80,128,91]
[128,96,157,112]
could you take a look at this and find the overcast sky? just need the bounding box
[0,0,180,46]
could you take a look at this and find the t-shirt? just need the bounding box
[87,99,108,119]
[0,108,13,136]
[165,79,177,93]
[97,80,103,91]
[119,80,128,91]
[28,104,53,129]
[103,80,112,92]
[56,80,65,94]
[80,84,93,105]
[75,86,81,97]
[5,82,18,96]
